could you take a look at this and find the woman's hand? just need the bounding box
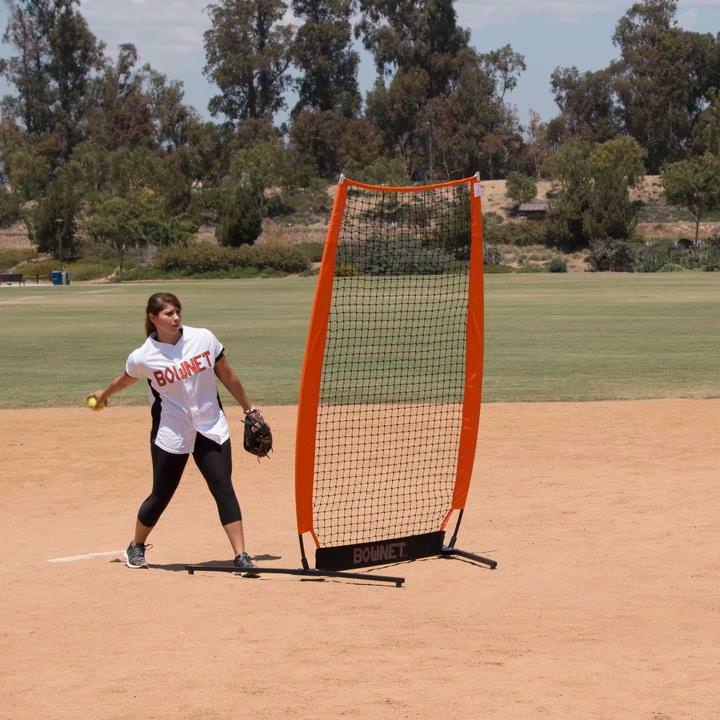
[87,373,138,410]
[88,389,109,409]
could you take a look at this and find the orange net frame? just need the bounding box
[295,176,485,569]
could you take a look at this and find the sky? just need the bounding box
[1,0,719,129]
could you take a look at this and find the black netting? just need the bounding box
[313,182,473,547]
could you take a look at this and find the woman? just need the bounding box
[90,292,260,573]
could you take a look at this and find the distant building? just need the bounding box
[517,202,547,219]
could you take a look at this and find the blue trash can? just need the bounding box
[50,270,71,285]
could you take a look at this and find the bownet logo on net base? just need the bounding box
[352,541,408,566]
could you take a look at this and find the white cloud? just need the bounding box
[678,8,700,28]
[455,0,626,28]
[677,0,720,29]
[79,0,209,59]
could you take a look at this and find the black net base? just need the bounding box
[315,531,445,571]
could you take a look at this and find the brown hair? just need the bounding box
[145,292,182,337]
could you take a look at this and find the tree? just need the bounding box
[26,173,81,258]
[693,90,720,156]
[583,137,645,242]
[550,65,622,143]
[203,0,293,124]
[545,140,594,249]
[417,57,523,179]
[290,108,385,179]
[85,44,198,151]
[216,184,262,246]
[589,135,645,186]
[547,1,720,171]
[0,2,53,138]
[6,145,51,200]
[358,0,462,168]
[480,44,526,100]
[337,117,384,174]
[547,137,645,248]
[86,44,154,149]
[357,0,470,91]
[357,1,525,179]
[176,119,232,185]
[364,66,430,167]
[662,153,720,245]
[505,171,536,205]
[57,143,192,217]
[83,189,194,277]
[290,0,359,117]
[0,0,104,158]
[0,114,24,182]
[289,108,347,177]
[147,68,198,151]
[230,140,314,201]
[612,0,718,171]
[521,110,556,178]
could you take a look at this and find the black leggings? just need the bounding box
[138,434,242,528]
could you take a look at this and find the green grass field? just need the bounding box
[1,273,718,408]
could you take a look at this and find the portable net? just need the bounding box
[306,179,477,551]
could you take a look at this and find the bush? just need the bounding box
[484,245,504,266]
[121,265,168,281]
[15,255,118,281]
[636,240,687,273]
[15,258,57,279]
[0,248,37,271]
[587,239,639,272]
[153,242,310,276]
[485,264,514,274]
[484,219,549,247]
[336,236,454,276]
[547,257,567,273]
[516,263,545,273]
[658,263,684,272]
[701,236,720,271]
[249,245,313,273]
[294,242,324,263]
[335,263,359,277]
[66,259,117,281]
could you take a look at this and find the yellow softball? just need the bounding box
[87,395,101,410]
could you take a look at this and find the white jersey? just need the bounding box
[125,325,230,453]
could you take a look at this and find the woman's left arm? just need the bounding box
[214,356,254,413]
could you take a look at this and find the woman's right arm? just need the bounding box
[90,372,139,407]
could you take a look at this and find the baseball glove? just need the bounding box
[243,408,272,459]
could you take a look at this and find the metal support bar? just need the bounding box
[298,533,310,570]
[185,564,405,587]
[447,509,464,548]
[440,545,497,569]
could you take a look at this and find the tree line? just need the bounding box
[0,0,719,270]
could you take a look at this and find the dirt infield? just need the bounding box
[2,400,719,719]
